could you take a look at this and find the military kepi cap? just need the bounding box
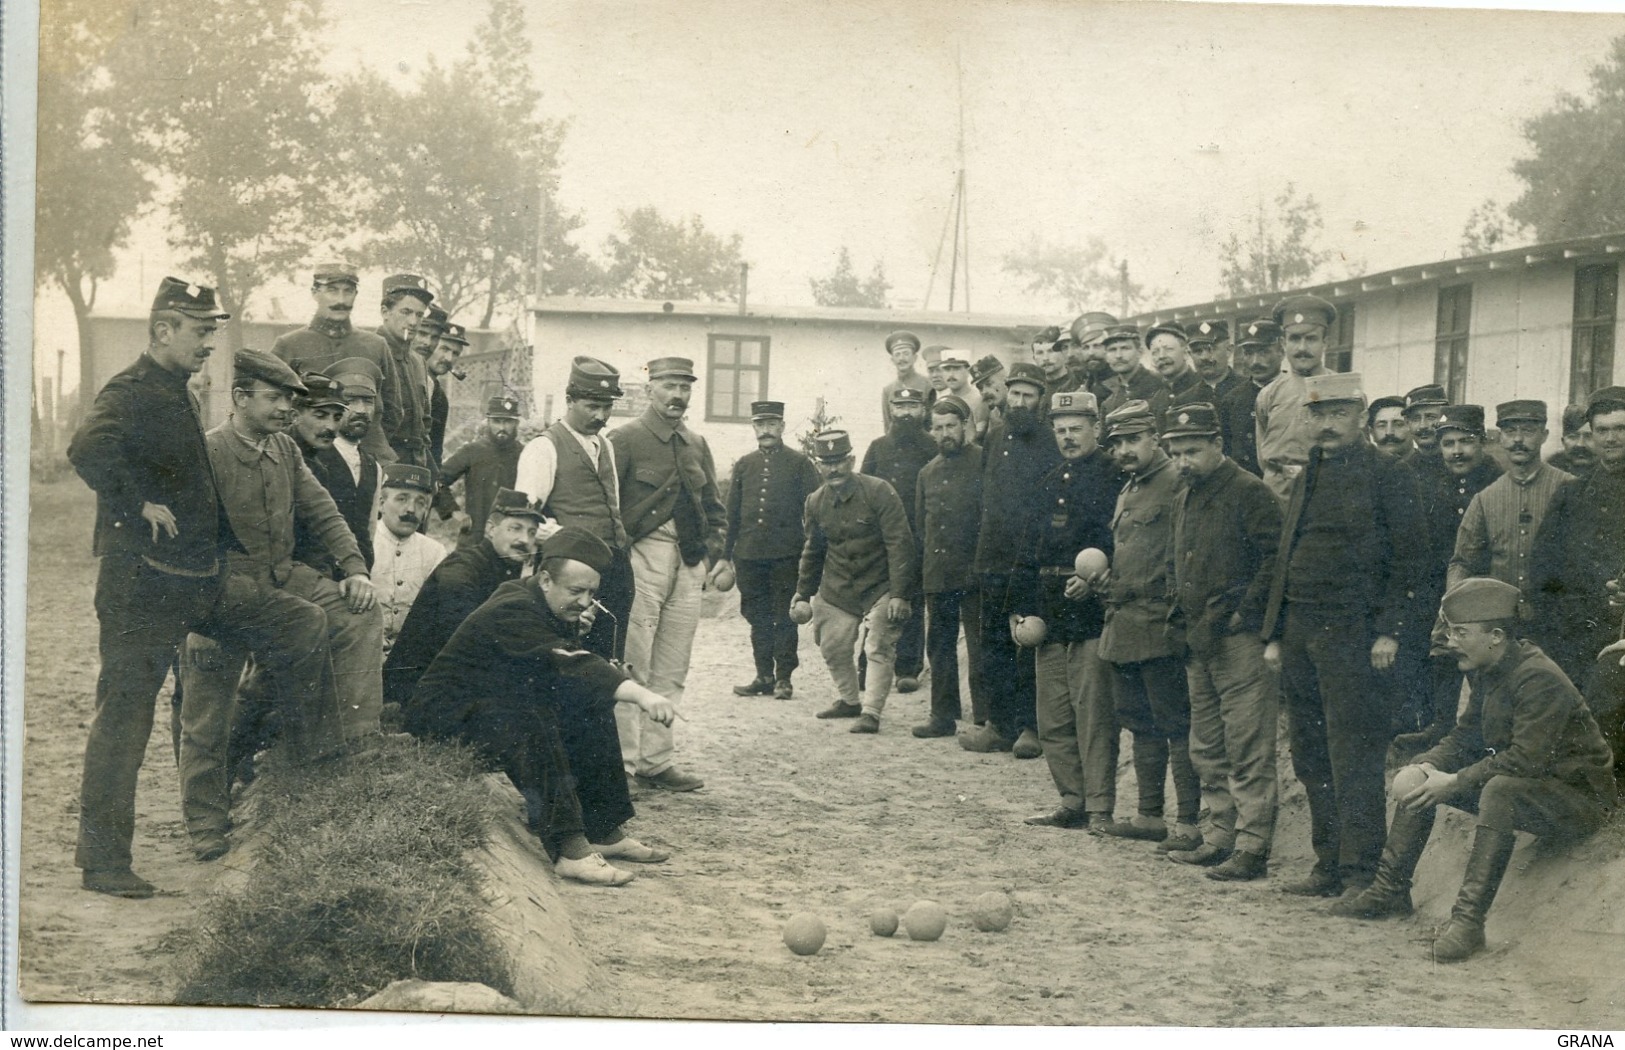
[1586,385,1625,420]
[1496,400,1547,426]
[382,273,434,304]
[1238,319,1282,346]
[382,463,434,493]
[490,487,546,524]
[1145,321,1189,346]
[152,276,231,320]
[1435,404,1486,437]
[1273,294,1338,329]
[648,356,698,382]
[889,386,925,405]
[1189,320,1230,346]
[1404,384,1449,412]
[811,430,853,462]
[1050,391,1099,418]
[885,330,921,355]
[1440,577,1520,625]
[1161,402,1221,438]
[1070,312,1118,345]
[1303,372,1366,407]
[312,262,359,287]
[420,305,449,333]
[1101,322,1141,345]
[1103,399,1157,439]
[234,349,307,395]
[1560,403,1589,435]
[295,372,346,410]
[541,524,614,574]
[921,345,946,367]
[486,395,521,419]
[1005,362,1047,393]
[327,356,382,398]
[750,400,785,420]
[932,394,972,421]
[439,322,470,346]
[567,355,622,399]
[970,354,1006,386]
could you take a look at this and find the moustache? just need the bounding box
[1374,434,1403,445]
[397,513,420,526]
[315,430,337,441]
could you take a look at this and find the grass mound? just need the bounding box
[176,736,517,1008]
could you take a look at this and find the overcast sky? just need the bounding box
[32,0,1625,385]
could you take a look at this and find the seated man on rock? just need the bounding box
[408,526,676,886]
[1331,577,1616,962]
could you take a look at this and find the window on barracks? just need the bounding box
[1326,303,1356,373]
[1571,263,1618,403]
[1434,285,1472,404]
[707,335,769,423]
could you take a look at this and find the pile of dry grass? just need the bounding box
[176,736,516,1008]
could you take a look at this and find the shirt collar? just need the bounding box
[311,316,353,339]
[640,406,685,443]
[222,418,283,463]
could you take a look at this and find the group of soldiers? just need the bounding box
[738,299,1621,964]
[69,270,1623,960]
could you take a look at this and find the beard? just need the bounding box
[1006,405,1040,436]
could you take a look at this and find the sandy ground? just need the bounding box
[16,477,1616,1027]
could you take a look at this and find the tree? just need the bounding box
[1217,183,1333,297]
[1001,236,1163,315]
[36,0,155,411]
[335,0,595,326]
[594,207,745,302]
[809,247,891,308]
[1505,36,1625,242]
[106,0,346,348]
[1460,199,1529,256]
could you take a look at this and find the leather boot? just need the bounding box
[1430,825,1516,962]
[1330,804,1436,918]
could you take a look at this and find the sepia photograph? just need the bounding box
[11,0,1625,1033]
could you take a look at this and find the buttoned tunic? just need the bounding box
[272,319,396,463]
[610,408,727,564]
[726,443,822,561]
[1449,463,1573,612]
[974,418,1062,574]
[1099,454,1180,665]
[372,522,448,653]
[797,474,915,616]
[1013,449,1119,643]
[439,433,521,539]
[915,444,984,595]
[1171,457,1281,655]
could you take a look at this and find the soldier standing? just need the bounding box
[68,278,239,897]
[1099,324,1172,420]
[1013,391,1120,829]
[610,357,726,792]
[793,431,916,735]
[1183,320,1243,406]
[1145,322,1205,405]
[912,395,988,737]
[422,317,468,471]
[718,401,821,700]
[960,363,1059,759]
[374,273,436,467]
[437,395,523,548]
[1095,401,1201,849]
[879,330,928,428]
[1163,402,1282,881]
[860,386,937,692]
[1262,372,1426,898]
[1366,395,1413,459]
[1217,319,1282,478]
[970,354,1007,444]
[1254,296,1337,504]
[271,263,396,464]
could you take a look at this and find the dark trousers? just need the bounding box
[1280,603,1393,884]
[979,574,1038,738]
[736,556,802,681]
[488,711,586,862]
[926,589,985,723]
[77,556,220,873]
[1447,774,1613,839]
[551,688,636,842]
[1110,655,1200,822]
[582,546,635,662]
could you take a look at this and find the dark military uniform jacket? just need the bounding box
[1532,462,1625,675]
[272,319,397,464]
[1099,454,1181,665]
[1187,370,1244,409]
[68,352,238,573]
[1101,365,1173,421]
[429,377,450,469]
[1413,456,1503,612]
[438,433,521,543]
[1416,640,1615,806]
[1262,441,1426,642]
[377,326,431,462]
[405,577,627,751]
[1162,368,1207,408]
[974,417,1063,575]
[725,443,821,562]
[797,474,916,617]
[1171,457,1281,656]
[915,445,984,596]
[610,408,727,566]
[1012,449,1120,644]
[295,441,378,577]
[862,425,937,532]
[1217,379,1266,476]
[385,537,521,709]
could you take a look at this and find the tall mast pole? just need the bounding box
[957,46,970,312]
